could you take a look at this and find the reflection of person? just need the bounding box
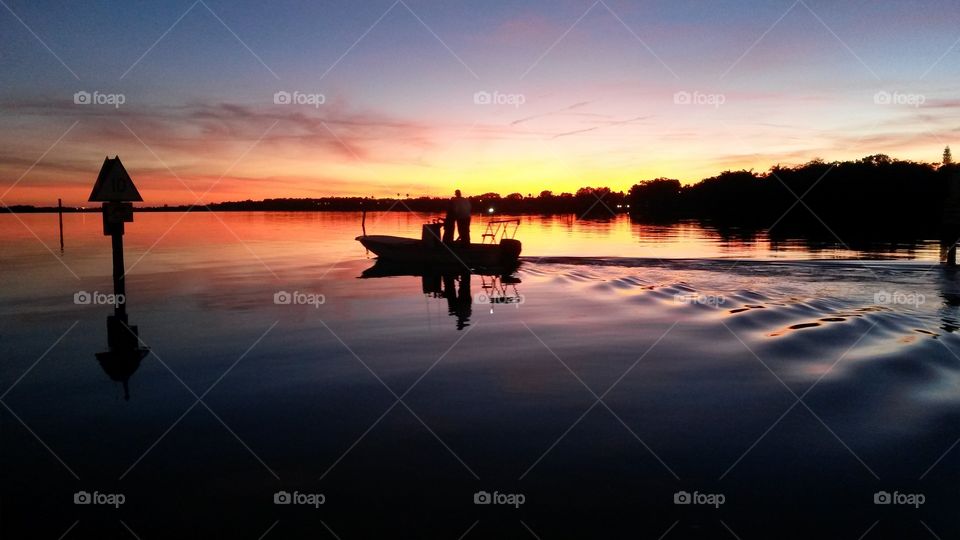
[443,189,471,245]
[443,272,472,330]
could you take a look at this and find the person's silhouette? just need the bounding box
[443,189,471,245]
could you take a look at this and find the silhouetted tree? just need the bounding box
[629,178,681,218]
[574,186,617,216]
[682,170,766,224]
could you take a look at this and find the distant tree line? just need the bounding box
[202,187,630,215]
[3,187,628,216]
[629,155,956,237]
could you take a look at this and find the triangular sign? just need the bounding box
[88,156,143,202]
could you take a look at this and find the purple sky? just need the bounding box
[2,0,959,204]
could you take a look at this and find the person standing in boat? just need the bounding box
[453,189,472,244]
[444,189,472,245]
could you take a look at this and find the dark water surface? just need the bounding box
[2,212,959,538]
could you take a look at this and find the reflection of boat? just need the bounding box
[356,219,522,270]
[360,259,519,279]
[359,259,523,330]
[475,273,524,309]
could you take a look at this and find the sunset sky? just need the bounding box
[2,0,959,205]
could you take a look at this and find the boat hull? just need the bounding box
[357,235,521,269]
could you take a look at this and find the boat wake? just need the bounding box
[518,256,960,352]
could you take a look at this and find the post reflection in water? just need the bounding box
[360,261,523,330]
[94,305,149,401]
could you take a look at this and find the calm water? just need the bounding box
[2,212,959,538]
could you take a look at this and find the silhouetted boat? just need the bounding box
[356,219,522,269]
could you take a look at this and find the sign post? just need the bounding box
[58,198,64,252]
[89,156,142,332]
[89,157,148,399]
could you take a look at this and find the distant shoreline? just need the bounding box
[0,205,610,215]
[0,191,629,216]
[5,155,957,240]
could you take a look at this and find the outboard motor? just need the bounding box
[500,238,522,260]
[422,222,443,248]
